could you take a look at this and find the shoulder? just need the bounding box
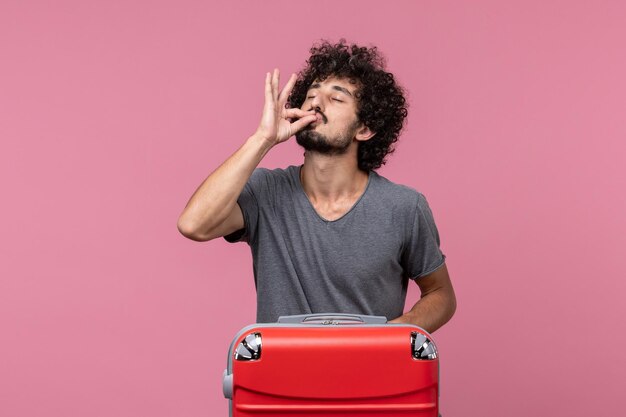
[247,165,300,193]
[367,171,440,227]
[251,165,298,180]
[369,171,426,208]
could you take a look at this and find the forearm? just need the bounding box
[177,133,273,235]
[389,288,456,333]
[179,70,316,240]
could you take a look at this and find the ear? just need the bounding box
[354,123,376,142]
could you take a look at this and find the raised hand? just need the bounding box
[255,69,317,145]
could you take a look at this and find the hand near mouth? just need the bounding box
[311,111,325,124]
[255,69,317,145]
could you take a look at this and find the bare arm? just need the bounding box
[177,69,317,241]
[388,264,457,333]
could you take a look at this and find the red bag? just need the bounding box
[223,313,440,416]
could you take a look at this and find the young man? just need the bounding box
[177,40,456,333]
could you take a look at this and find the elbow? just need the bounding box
[449,297,457,322]
[177,217,212,242]
[445,288,457,323]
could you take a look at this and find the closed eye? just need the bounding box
[306,95,343,102]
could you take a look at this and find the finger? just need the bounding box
[272,69,279,102]
[278,73,297,105]
[263,72,276,115]
[264,72,272,105]
[283,108,315,119]
[289,114,318,134]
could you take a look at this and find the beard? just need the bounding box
[295,124,355,156]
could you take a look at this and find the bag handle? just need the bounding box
[277,313,388,325]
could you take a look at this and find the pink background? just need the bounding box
[1,1,625,416]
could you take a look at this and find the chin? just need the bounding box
[296,130,330,152]
[295,130,351,156]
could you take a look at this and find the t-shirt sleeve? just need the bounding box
[402,192,447,280]
[223,168,268,245]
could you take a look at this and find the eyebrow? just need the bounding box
[309,82,354,98]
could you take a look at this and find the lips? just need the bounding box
[314,112,325,124]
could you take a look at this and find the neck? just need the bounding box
[300,147,369,202]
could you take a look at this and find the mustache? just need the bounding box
[308,108,327,124]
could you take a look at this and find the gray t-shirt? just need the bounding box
[225,165,446,323]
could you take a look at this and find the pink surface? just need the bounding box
[1,1,625,416]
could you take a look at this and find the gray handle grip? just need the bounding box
[277,313,388,324]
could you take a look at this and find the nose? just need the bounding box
[309,94,324,111]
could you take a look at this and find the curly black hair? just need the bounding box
[287,39,408,171]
